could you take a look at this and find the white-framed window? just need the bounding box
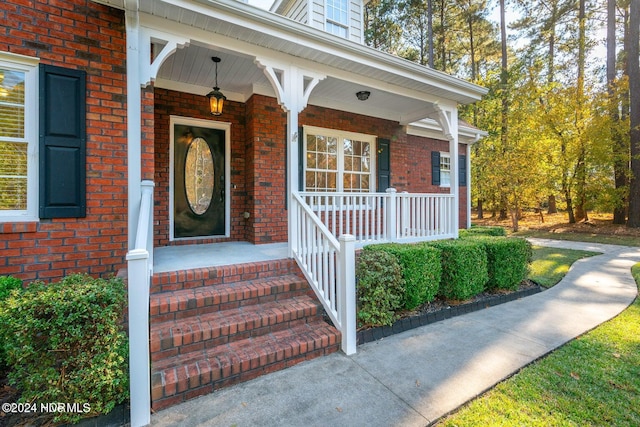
[326,0,349,38]
[439,152,451,187]
[304,126,375,192]
[0,53,39,222]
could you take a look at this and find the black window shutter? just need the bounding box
[376,138,390,191]
[39,64,86,218]
[431,151,441,186]
[459,154,467,186]
[298,126,304,191]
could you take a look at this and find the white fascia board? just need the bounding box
[407,118,487,143]
[149,0,487,104]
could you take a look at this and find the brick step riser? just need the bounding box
[151,323,342,411]
[150,284,315,324]
[151,306,325,360]
[150,259,302,294]
[151,316,327,363]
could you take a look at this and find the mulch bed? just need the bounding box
[357,280,543,345]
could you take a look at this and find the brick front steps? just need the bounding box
[149,260,341,411]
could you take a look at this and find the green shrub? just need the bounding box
[365,243,442,310]
[428,239,488,300]
[0,275,23,370]
[0,274,129,424]
[356,250,405,327]
[459,226,507,238]
[469,236,532,291]
[0,275,22,300]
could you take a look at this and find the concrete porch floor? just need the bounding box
[153,241,289,273]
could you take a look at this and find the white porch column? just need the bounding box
[466,143,472,229]
[432,105,459,237]
[125,2,142,250]
[255,59,325,256]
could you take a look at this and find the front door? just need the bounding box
[173,123,226,239]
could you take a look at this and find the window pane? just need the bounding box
[327,153,337,169]
[0,141,28,210]
[343,139,353,155]
[327,137,337,154]
[306,171,315,190]
[0,69,26,138]
[327,171,337,190]
[441,171,451,186]
[307,135,317,152]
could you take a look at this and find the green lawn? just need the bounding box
[528,246,600,288]
[436,262,640,427]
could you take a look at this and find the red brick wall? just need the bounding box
[0,0,128,282]
[245,95,287,243]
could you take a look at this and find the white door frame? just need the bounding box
[169,115,231,241]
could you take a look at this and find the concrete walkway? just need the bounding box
[151,239,640,427]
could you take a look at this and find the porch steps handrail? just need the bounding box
[291,192,356,355]
[126,180,155,427]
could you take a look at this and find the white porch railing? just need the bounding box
[299,189,456,244]
[292,188,455,357]
[291,192,357,355]
[126,180,154,427]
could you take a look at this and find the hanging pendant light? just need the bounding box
[206,56,226,116]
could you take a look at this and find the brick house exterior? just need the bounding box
[1,0,128,282]
[1,0,487,422]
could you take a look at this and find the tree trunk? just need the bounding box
[574,0,588,222]
[477,198,484,219]
[498,0,509,223]
[609,0,628,224]
[627,0,640,226]
[548,195,557,214]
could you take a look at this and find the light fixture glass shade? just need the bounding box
[207,87,226,116]
[356,91,370,101]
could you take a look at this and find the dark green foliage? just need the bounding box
[469,236,532,290]
[0,274,129,424]
[365,243,442,309]
[0,275,22,300]
[428,239,488,300]
[356,250,405,327]
[0,275,23,370]
[459,226,507,238]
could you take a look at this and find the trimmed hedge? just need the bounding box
[364,243,442,309]
[469,236,532,291]
[428,239,488,300]
[356,250,405,327]
[0,274,129,424]
[459,226,507,238]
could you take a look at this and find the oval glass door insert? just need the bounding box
[184,137,214,215]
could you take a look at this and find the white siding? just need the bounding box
[281,0,309,24]
[277,0,364,44]
[348,0,362,43]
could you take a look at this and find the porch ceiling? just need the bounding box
[155,44,429,123]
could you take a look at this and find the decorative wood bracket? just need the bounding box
[255,58,325,113]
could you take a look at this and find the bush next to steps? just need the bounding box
[467,236,532,291]
[0,275,23,370]
[0,274,129,424]
[428,239,488,300]
[364,243,442,310]
[356,250,405,327]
